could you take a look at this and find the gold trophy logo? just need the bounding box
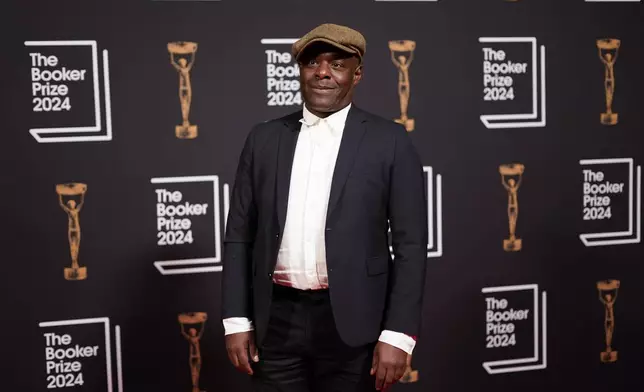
[597,280,620,363]
[389,40,415,132]
[399,355,419,383]
[169,41,198,139]
[179,312,207,392]
[597,39,620,125]
[56,183,87,280]
[499,164,524,251]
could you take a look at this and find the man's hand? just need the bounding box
[370,341,408,391]
[225,331,259,375]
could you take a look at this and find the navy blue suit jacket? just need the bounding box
[222,105,428,347]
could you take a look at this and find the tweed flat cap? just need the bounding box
[292,23,366,63]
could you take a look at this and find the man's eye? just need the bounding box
[331,62,342,68]
[308,60,318,66]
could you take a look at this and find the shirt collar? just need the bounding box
[300,103,352,135]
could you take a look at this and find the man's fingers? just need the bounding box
[370,348,379,375]
[226,347,239,369]
[392,363,406,384]
[225,333,256,376]
[383,365,396,390]
[249,337,260,363]
[375,363,388,391]
[237,348,253,375]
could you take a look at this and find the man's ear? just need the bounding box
[353,64,363,85]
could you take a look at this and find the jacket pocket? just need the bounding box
[366,256,388,276]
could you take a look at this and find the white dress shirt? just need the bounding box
[223,103,416,355]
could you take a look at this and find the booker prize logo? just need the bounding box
[579,158,641,246]
[168,41,199,139]
[39,317,124,391]
[499,164,524,251]
[56,183,88,280]
[151,175,230,275]
[482,284,547,374]
[389,40,415,132]
[388,166,443,258]
[179,313,208,392]
[597,38,620,125]
[597,280,620,363]
[24,40,113,143]
[260,38,302,107]
[479,37,546,129]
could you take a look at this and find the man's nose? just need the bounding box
[315,62,331,79]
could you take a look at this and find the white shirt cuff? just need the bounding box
[222,317,255,335]
[378,330,416,355]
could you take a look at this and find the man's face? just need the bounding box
[298,42,363,115]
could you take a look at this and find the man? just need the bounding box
[222,23,428,392]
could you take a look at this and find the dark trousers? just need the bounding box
[252,284,376,392]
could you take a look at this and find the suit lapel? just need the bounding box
[326,106,368,221]
[275,111,302,234]
[274,106,368,232]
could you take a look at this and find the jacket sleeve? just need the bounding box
[221,127,258,320]
[382,124,429,338]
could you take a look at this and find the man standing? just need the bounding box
[222,23,428,392]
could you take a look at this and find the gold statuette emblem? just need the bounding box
[597,280,620,363]
[499,164,524,251]
[597,39,620,125]
[179,312,208,392]
[56,183,88,280]
[389,40,415,132]
[169,41,199,139]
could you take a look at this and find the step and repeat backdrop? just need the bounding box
[3,0,644,391]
